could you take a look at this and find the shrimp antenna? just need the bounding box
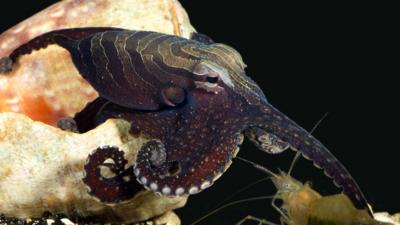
[190,163,273,225]
[287,152,301,176]
[190,195,276,225]
[219,177,271,205]
[236,156,278,178]
[288,112,329,175]
[310,112,329,134]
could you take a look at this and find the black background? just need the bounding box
[0,1,397,225]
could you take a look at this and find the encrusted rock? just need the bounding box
[374,212,400,225]
[0,113,187,223]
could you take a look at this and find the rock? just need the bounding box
[374,212,400,225]
[0,112,187,223]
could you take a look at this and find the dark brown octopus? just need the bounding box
[0,27,368,209]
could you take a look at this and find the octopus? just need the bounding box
[0,27,369,210]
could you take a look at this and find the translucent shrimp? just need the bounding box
[191,153,386,225]
[237,155,320,225]
[235,156,387,225]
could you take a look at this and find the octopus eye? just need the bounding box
[193,62,220,84]
[206,71,219,83]
[193,62,226,91]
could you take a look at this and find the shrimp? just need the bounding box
[236,155,320,225]
[236,156,386,225]
[192,154,387,225]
